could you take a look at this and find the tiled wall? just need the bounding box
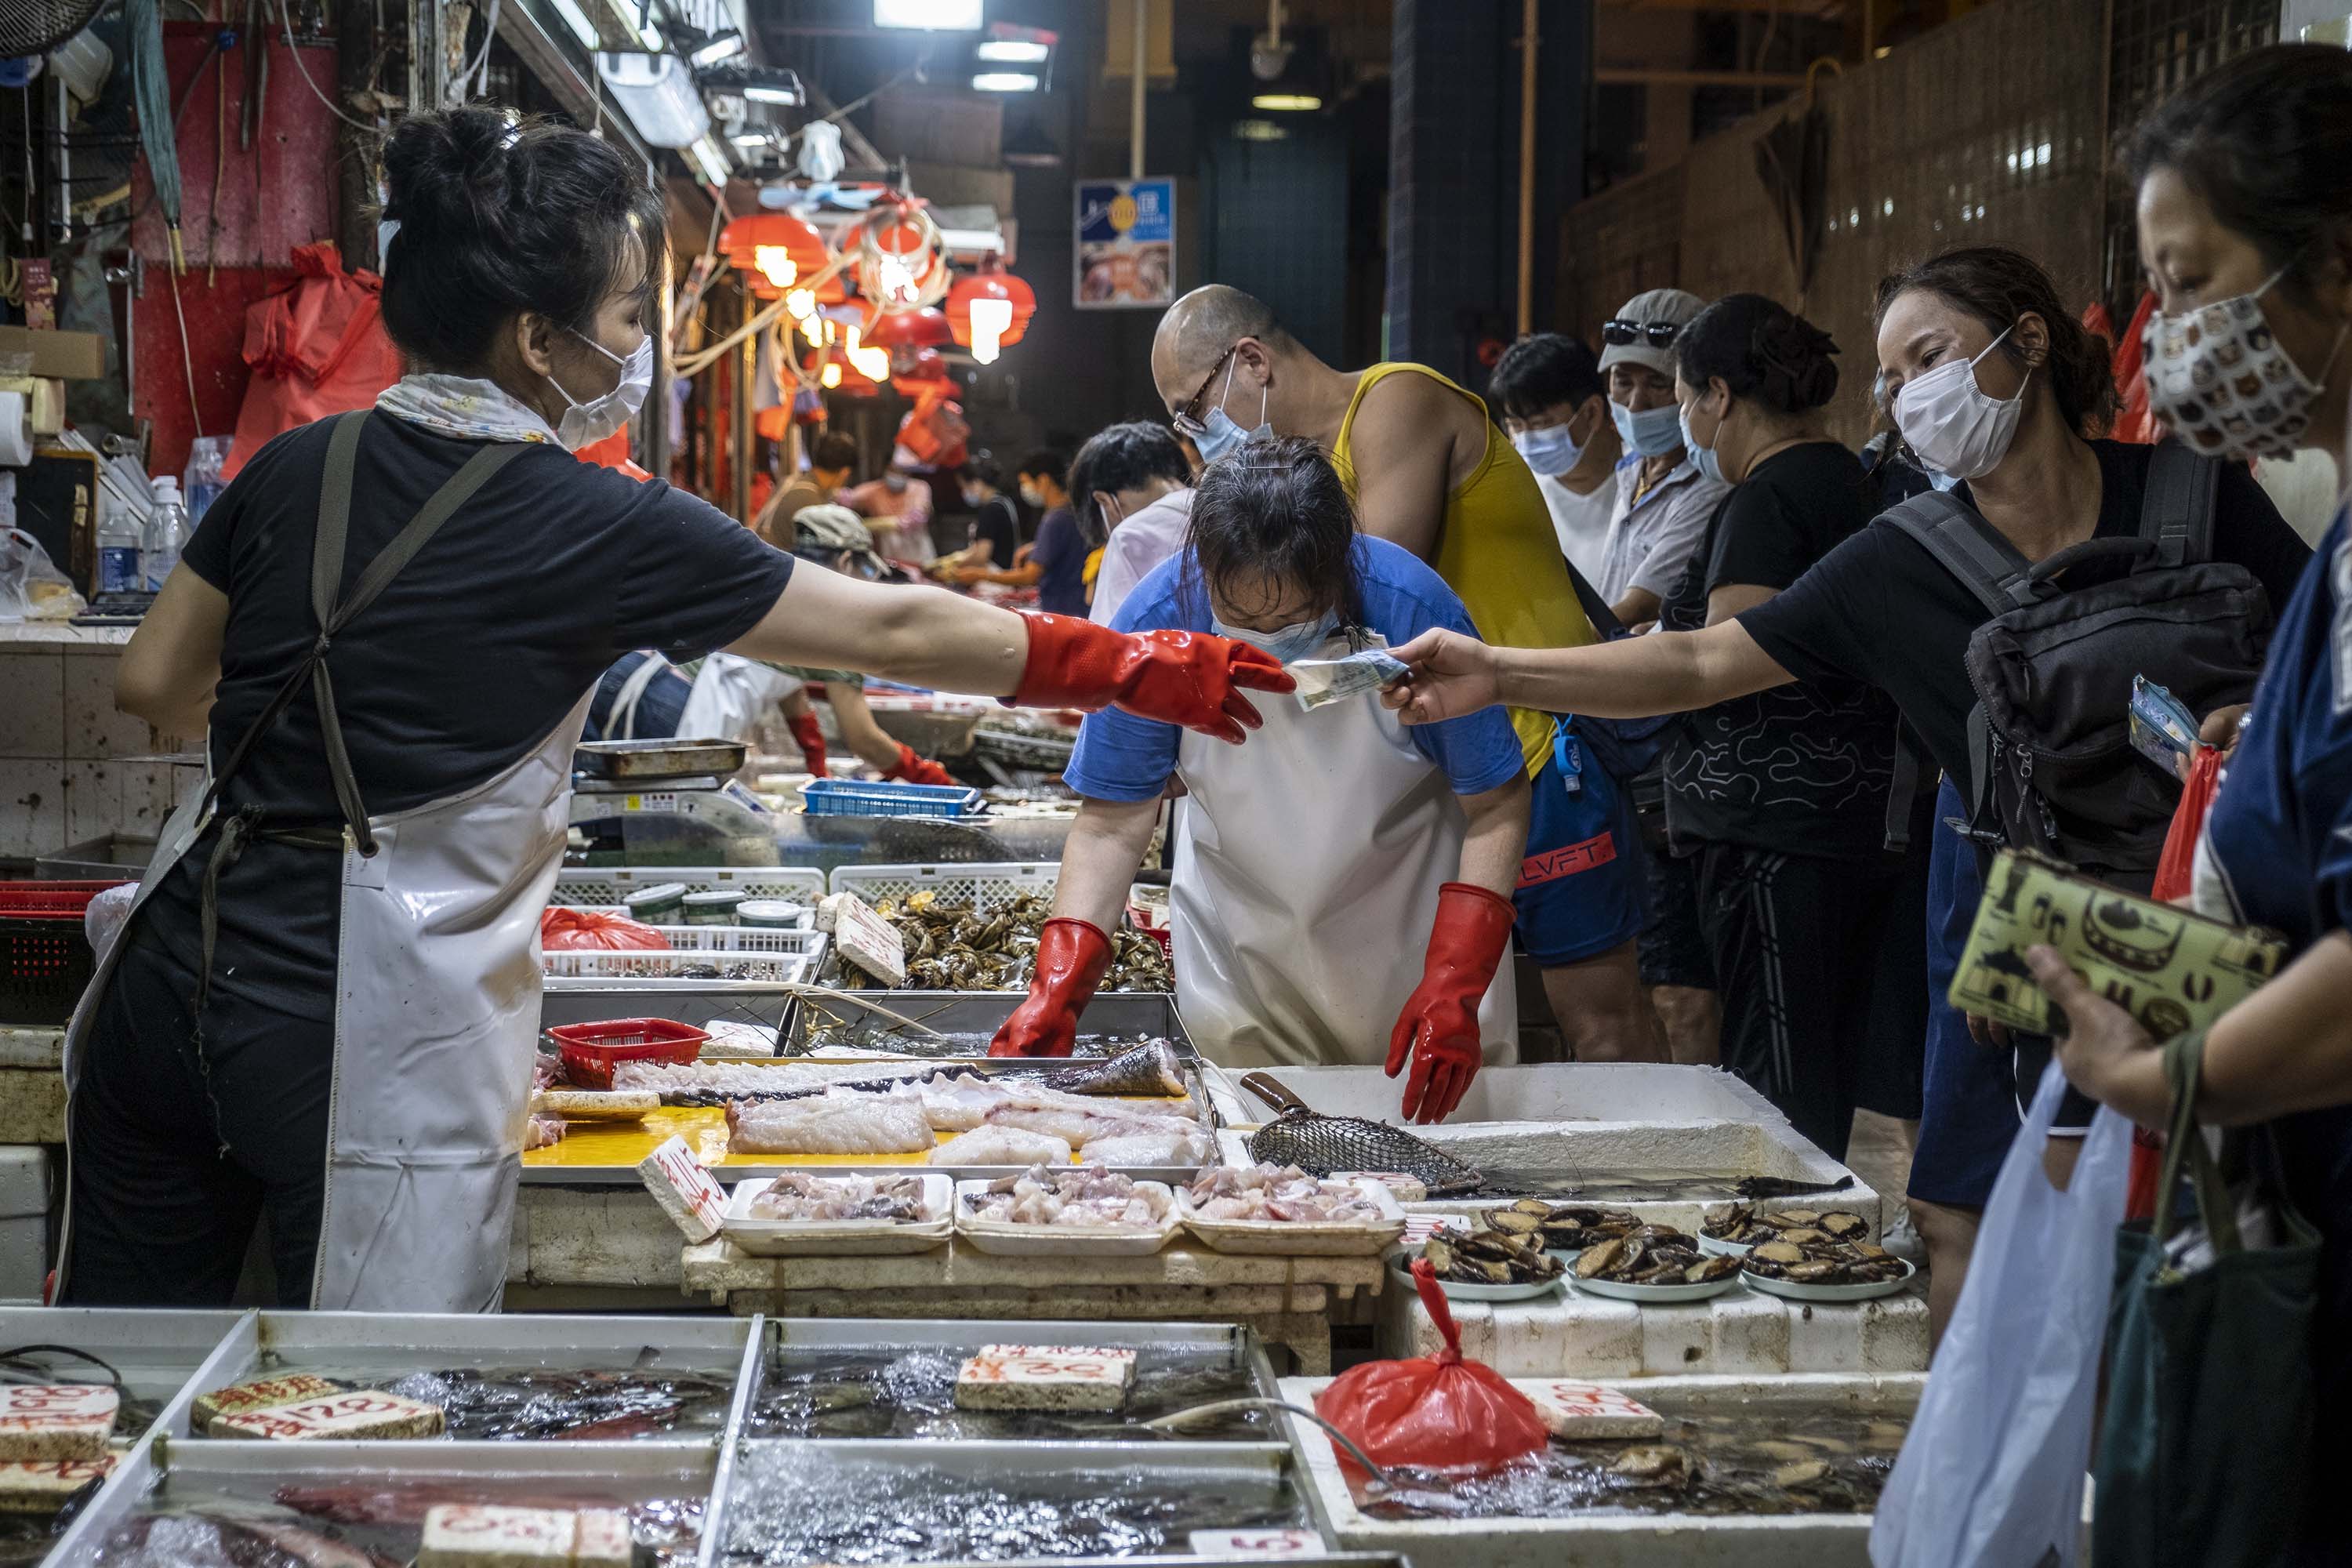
[0,648,192,862]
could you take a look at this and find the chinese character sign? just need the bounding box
[1076,179,1175,309]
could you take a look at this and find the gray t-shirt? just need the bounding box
[1595,456,1730,607]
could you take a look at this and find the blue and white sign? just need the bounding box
[1075,178,1175,309]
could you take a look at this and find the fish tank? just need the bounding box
[753,1321,1283,1443]
[198,1313,755,1443]
[718,1442,1308,1565]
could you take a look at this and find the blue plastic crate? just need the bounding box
[801,779,985,819]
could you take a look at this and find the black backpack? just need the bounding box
[1882,441,2274,890]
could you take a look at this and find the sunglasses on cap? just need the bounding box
[1601,318,1684,349]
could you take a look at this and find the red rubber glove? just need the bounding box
[884,742,956,786]
[785,712,829,778]
[989,918,1112,1058]
[1011,613,1294,745]
[1385,883,1516,1124]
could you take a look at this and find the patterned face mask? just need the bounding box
[2143,267,2347,461]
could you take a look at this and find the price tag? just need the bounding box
[639,1134,728,1243]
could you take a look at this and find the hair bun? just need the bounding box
[1752,314,1840,410]
[380,106,516,232]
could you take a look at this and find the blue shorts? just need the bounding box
[1510,722,1646,967]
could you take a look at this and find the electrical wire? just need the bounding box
[275,0,376,132]
[779,56,927,154]
[672,249,854,377]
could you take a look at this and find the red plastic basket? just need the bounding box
[0,880,130,1025]
[545,1017,710,1089]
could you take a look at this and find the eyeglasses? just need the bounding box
[1601,318,1684,349]
[1171,342,1242,438]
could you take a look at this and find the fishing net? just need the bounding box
[1314,1260,1548,1474]
[1247,1107,1485,1197]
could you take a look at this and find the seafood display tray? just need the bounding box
[33,1312,1337,1568]
[723,1175,955,1256]
[954,1178,1184,1257]
[0,1306,247,1446]
[1177,1180,1407,1257]
[1283,1371,1929,1568]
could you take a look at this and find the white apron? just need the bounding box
[678,652,801,742]
[60,410,573,1311]
[1168,633,1517,1069]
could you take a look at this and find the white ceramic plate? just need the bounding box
[1178,1178,1406,1256]
[1741,1258,1918,1302]
[1387,1256,1565,1303]
[953,1178,1179,1257]
[1570,1271,1744,1305]
[721,1174,953,1257]
[1695,1231,1755,1258]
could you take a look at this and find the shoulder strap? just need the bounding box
[2140,439,2220,568]
[1880,491,2039,614]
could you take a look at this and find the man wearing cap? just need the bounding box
[1593,289,1733,1068]
[1147,284,1668,1066]
[1595,289,1732,630]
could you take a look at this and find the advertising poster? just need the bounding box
[1075,178,1174,309]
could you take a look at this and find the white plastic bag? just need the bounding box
[1870,1058,2130,1568]
[82,882,139,964]
[0,527,83,621]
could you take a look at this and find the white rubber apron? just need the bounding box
[1167,632,1517,1069]
[58,410,564,1311]
[678,652,801,742]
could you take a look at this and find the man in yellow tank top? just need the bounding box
[1152,285,1667,1065]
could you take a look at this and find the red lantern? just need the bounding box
[867,307,952,352]
[856,205,946,314]
[946,258,1036,365]
[889,346,954,398]
[720,212,844,302]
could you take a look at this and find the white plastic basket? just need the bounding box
[553,866,826,908]
[540,927,828,983]
[826,862,1060,911]
[563,906,816,934]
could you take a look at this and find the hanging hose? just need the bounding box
[1139,1398,1403,1490]
[126,0,187,274]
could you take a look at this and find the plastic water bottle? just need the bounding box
[95,507,140,596]
[182,436,228,524]
[142,476,187,592]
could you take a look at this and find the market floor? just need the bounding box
[1846,1109,1916,1231]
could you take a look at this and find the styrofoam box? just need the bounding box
[0,1149,50,1303]
[1375,1265,1929,1377]
[1282,1371,1927,1568]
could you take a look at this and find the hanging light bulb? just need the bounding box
[967,297,1014,365]
[753,247,798,290]
[821,361,844,389]
[785,288,817,320]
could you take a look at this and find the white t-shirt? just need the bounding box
[1540,470,1617,587]
[1089,489,1195,626]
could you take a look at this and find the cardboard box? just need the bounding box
[0,327,105,382]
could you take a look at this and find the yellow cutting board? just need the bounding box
[522,1094,1196,1172]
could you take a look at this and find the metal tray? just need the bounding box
[0,1306,247,1443]
[782,989,1192,1056]
[576,739,751,781]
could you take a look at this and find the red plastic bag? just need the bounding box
[221,242,404,481]
[1313,1258,1548,1473]
[2128,743,2227,1219]
[539,908,671,952]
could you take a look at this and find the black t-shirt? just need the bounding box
[1033,506,1088,615]
[1738,439,2311,793]
[147,413,797,1020]
[968,495,1020,568]
[1661,441,1900,859]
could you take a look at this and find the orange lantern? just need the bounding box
[720,212,844,302]
[946,258,1036,365]
[867,307,952,353]
[889,346,954,398]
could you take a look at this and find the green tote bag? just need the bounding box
[2092,1028,2321,1567]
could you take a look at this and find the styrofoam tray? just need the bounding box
[1571,1271,1746,1305]
[722,1174,953,1257]
[953,1178,1178,1256]
[1177,1178,1406,1256]
[1386,1257,1564,1303]
[1742,1258,1918,1303]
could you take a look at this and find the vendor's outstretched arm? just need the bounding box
[728,568,1292,742]
[1382,619,1795,726]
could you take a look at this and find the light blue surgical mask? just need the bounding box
[1611,398,1684,459]
[1511,419,1584,477]
[1677,401,1724,485]
[1193,354,1273,466]
[1926,466,1963,493]
[1210,609,1339,666]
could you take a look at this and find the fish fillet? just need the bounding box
[982,1101,1201,1150]
[928,1126,1073,1166]
[728,1090,935,1156]
[917,1073,1017,1131]
[1082,1129,1212,1166]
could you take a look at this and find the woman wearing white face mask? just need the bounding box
[990,438,1531,1127]
[1379,242,2309,1337]
[69,110,1294,1312]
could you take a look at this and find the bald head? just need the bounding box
[1152,285,1285,416]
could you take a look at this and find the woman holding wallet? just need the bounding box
[2022,45,2352,1560]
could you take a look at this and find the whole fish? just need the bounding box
[96,1514,397,1568]
[1043,1040,1185,1098]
